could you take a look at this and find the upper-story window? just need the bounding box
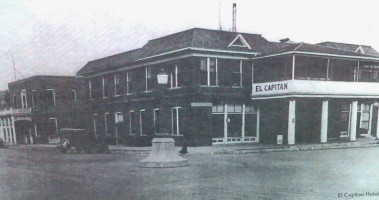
[253,56,293,83]
[200,58,217,86]
[114,73,121,96]
[31,90,36,107]
[218,59,243,87]
[46,89,56,107]
[199,57,245,87]
[295,56,328,80]
[71,90,77,102]
[328,59,357,82]
[90,77,102,99]
[102,76,108,98]
[88,79,92,99]
[21,89,27,108]
[359,61,379,82]
[13,94,17,108]
[146,67,153,91]
[128,68,145,93]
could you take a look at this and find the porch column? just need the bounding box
[288,99,296,145]
[376,104,379,139]
[7,118,12,144]
[256,106,260,142]
[224,104,228,142]
[11,116,17,144]
[0,118,4,140]
[321,100,328,143]
[350,101,358,141]
[241,104,245,141]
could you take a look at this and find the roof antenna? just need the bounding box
[218,0,222,30]
[12,54,16,81]
[232,3,237,32]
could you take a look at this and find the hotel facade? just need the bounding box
[76,28,379,146]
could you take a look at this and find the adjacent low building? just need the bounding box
[0,76,85,144]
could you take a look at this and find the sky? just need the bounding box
[1,0,379,90]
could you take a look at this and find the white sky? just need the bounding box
[1,0,379,90]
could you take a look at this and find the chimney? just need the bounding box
[232,3,237,32]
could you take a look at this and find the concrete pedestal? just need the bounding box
[139,138,188,168]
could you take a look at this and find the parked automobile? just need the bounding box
[0,138,7,148]
[56,128,109,154]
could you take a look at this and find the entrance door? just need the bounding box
[227,114,242,138]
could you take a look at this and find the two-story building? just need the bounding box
[76,28,291,146]
[76,28,379,146]
[0,76,85,144]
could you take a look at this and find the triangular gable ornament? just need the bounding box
[228,34,251,49]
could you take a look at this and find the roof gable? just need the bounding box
[356,46,365,54]
[228,34,251,49]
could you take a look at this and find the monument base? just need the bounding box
[139,137,188,168]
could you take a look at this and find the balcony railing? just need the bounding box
[252,80,379,98]
[0,108,32,117]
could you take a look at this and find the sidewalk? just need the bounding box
[7,138,379,155]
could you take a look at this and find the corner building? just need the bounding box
[77,28,379,146]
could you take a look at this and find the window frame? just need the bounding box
[46,89,56,107]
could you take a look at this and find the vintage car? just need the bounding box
[0,138,7,148]
[56,128,109,154]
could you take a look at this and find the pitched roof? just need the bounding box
[254,42,379,59]
[317,42,379,56]
[77,28,287,75]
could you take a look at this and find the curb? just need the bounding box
[6,142,379,155]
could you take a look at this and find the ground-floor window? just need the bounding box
[139,109,147,136]
[93,114,98,137]
[129,111,135,135]
[360,103,371,130]
[104,113,110,135]
[153,108,160,134]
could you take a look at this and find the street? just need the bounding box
[0,147,378,200]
